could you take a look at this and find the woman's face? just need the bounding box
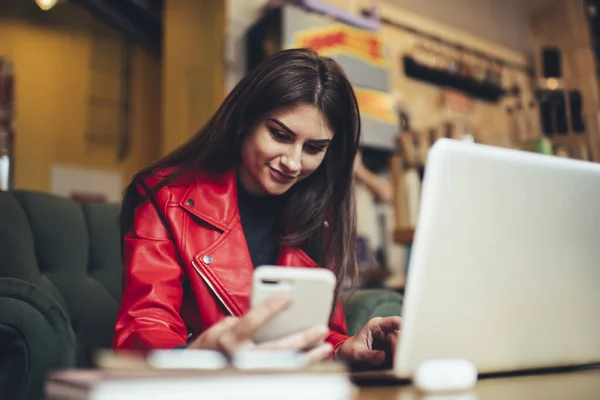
[239,104,334,196]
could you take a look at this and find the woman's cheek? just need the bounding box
[301,154,327,176]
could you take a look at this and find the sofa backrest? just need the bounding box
[0,190,122,365]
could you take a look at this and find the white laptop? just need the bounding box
[355,138,600,381]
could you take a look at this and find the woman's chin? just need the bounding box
[261,179,294,197]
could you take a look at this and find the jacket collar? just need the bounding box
[178,168,319,268]
[179,170,239,232]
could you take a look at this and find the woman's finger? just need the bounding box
[256,324,329,351]
[216,334,254,355]
[353,348,386,365]
[213,316,240,332]
[371,316,402,333]
[230,292,292,340]
[217,293,292,354]
[188,316,239,349]
[386,331,398,352]
[303,343,333,364]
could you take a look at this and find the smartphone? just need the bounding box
[251,266,336,344]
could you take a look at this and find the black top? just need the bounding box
[237,181,285,268]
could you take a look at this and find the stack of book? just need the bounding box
[46,349,356,400]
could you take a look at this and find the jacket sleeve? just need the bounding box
[112,185,188,351]
[326,299,349,352]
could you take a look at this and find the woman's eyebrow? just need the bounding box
[268,118,332,144]
[268,118,296,137]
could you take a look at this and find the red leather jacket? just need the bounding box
[112,169,348,351]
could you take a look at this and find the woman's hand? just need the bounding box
[335,316,401,368]
[188,293,333,363]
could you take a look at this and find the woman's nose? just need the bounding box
[280,145,302,174]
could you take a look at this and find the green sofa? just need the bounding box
[0,189,403,400]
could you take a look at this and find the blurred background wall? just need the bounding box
[0,0,161,193]
[2,0,600,287]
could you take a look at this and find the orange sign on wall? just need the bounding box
[354,87,397,124]
[292,24,388,68]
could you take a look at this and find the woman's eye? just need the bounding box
[269,128,289,142]
[304,144,325,154]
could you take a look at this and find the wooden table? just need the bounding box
[356,368,600,399]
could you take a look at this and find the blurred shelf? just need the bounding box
[385,275,406,291]
[358,269,390,281]
[394,228,415,245]
[403,56,506,103]
[358,269,406,292]
[548,134,587,145]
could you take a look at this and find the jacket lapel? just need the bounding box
[193,217,255,316]
[179,170,237,232]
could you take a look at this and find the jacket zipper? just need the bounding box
[191,259,234,315]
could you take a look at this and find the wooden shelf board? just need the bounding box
[394,228,415,244]
[358,269,390,281]
[385,275,406,291]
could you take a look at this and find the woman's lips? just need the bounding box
[268,166,297,182]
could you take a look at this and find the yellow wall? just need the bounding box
[161,0,226,155]
[0,1,161,192]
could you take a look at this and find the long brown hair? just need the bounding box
[120,48,361,298]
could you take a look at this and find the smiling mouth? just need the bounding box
[268,166,298,181]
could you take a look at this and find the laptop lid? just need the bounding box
[394,139,600,378]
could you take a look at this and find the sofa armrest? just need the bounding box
[0,278,77,400]
[342,289,403,336]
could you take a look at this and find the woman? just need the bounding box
[113,48,401,366]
